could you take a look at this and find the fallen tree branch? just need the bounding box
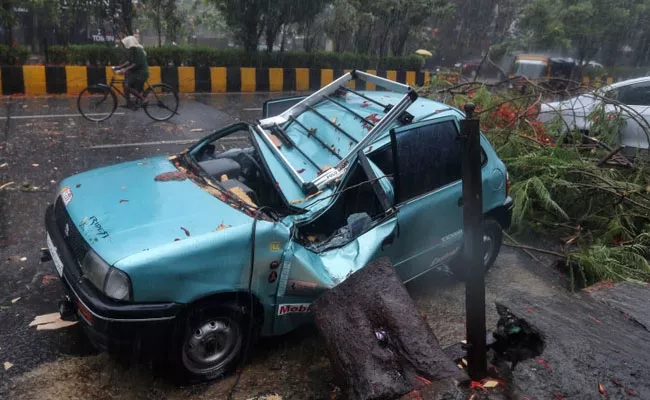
[503,242,567,258]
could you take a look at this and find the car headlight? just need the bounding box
[81,250,110,290]
[80,250,132,301]
[104,267,132,301]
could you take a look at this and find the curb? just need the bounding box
[0,66,432,96]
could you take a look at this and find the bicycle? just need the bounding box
[77,70,179,122]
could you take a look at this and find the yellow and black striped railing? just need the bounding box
[0,66,432,95]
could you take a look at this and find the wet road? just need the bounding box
[2,93,646,399]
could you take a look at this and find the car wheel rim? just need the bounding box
[483,233,493,266]
[182,317,241,373]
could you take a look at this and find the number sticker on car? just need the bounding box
[60,186,73,206]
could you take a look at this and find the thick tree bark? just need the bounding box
[311,257,466,400]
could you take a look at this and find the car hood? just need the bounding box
[541,94,598,115]
[59,156,252,265]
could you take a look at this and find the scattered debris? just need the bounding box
[482,380,500,388]
[297,168,305,174]
[598,383,607,396]
[0,181,15,190]
[180,226,190,236]
[245,394,282,400]
[11,297,20,303]
[190,128,204,132]
[589,315,602,323]
[31,163,39,167]
[119,199,129,203]
[331,116,337,124]
[28,313,60,327]
[536,358,552,370]
[41,274,58,286]
[121,186,126,190]
[470,381,487,392]
[137,161,149,166]
[229,186,256,207]
[0,163,7,168]
[4,361,13,370]
[216,222,231,231]
[269,134,282,148]
[154,171,188,182]
[36,319,77,331]
[290,190,323,205]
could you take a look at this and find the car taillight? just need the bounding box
[506,171,510,196]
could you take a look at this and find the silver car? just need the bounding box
[540,76,650,157]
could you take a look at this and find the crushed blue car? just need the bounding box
[43,71,513,382]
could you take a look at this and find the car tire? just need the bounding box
[169,301,256,383]
[450,217,503,280]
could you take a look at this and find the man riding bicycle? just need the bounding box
[114,36,149,109]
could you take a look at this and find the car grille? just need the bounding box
[53,196,90,264]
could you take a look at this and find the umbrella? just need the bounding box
[416,49,433,57]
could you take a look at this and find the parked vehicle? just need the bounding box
[510,55,580,90]
[539,76,650,156]
[43,71,512,382]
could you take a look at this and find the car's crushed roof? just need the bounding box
[259,90,452,185]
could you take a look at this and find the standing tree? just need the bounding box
[143,0,178,46]
[389,0,437,56]
[209,0,266,52]
[324,0,358,52]
[0,0,59,45]
[519,0,632,66]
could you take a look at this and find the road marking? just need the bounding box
[0,113,126,120]
[243,107,262,111]
[84,136,242,150]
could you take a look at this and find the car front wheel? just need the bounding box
[170,301,254,383]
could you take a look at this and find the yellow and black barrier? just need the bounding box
[0,66,430,96]
[581,75,621,88]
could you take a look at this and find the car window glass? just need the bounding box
[616,82,650,106]
[394,120,462,202]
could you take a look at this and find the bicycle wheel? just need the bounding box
[143,84,179,121]
[77,85,117,122]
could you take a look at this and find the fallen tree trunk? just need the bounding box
[311,257,466,400]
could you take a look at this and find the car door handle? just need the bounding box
[457,197,463,207]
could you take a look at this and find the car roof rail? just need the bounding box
[253,70,418,194]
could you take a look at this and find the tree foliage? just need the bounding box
[427,80,650,287]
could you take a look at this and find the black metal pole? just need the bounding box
[459,103,487,380]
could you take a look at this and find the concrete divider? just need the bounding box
[0,66,431,96]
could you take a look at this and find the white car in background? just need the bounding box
[539,76,650,157]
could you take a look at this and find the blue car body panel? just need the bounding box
[50,91,510,339]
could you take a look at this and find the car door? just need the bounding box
[271,152,398,335]
[606,81,650,154]
[382,117,465,282]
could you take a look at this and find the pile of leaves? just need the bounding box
[426,80,650,287]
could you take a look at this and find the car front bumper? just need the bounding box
[44,204,183,353]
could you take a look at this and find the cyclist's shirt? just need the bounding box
[128,47,149,79]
